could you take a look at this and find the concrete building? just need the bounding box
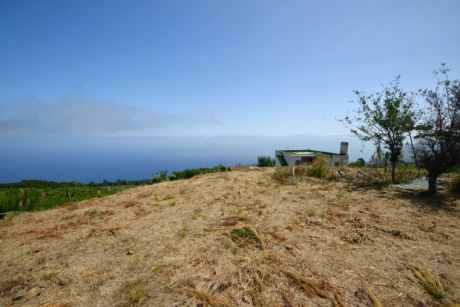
[275,142,349,167]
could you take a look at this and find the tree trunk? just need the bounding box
[408,131,421,177]
[391,161,396,184]
[428,176,437,194]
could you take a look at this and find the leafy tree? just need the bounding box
[342,77,416,183]
[257,156,275,167]
[414,65,460,194]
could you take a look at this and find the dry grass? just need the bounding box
[411,267,446,299]
[364,288,384,307]
[230,226,264,249]
[282,269,330,298]
[1,168,459,306]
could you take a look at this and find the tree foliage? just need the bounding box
[257,156,275,167]
[414,65,460,193]
[342,77,416,183]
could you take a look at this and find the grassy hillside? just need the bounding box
[0,166,230,216]
[0,185,125,215]
[0,168,459,306]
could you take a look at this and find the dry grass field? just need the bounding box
[0,168,459,306]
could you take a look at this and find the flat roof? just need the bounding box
[276,149,345,156]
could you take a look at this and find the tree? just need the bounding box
[414,65,460,194]
[257,156,275,167]
[342,77,416,183]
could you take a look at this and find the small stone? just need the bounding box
[126,250,133,255]
[12,289,26,301]
[35,282,47,288]
[24,287,41,300]
[285,245,293,250]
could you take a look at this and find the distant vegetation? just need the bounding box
[257,156,275,167]
[0,184,124,216]
[0,165,231,216]
[349,158,366,168]
[170,165,230,180]
[152,165,230,182]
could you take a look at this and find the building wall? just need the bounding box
[275,152,348,167]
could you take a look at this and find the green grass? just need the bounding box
[0,185,125,216]
[0,165,231,216]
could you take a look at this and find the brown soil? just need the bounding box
[1,169,459,306]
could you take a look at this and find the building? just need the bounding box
[275,142,349,167]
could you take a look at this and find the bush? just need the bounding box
[448,174,460,194]
[152,170,168,183]
[170,165,230,181]
[394,162,422,183]
[349,158,366,168]
[272,167,292,184]
[308,156,330,179]
[257,156,275,167]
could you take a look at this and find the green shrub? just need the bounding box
[257,156,275,167]
[448,174,460,194]
[394,162,423,183]
[349,158,366,168]
[308,156,330,179]
[169,165,230,181]
[152,170,168,183]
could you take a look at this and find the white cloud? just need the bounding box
[0,96,220,136]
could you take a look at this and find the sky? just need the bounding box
[1,0,459,137]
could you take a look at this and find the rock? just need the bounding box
[24,287,41,300]
[12,289,26,300]
[126,250,133,255]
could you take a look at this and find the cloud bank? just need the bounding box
[0,97,220,136]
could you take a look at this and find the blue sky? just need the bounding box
[1,0,459,136]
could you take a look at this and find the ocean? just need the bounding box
[0,135,372,183]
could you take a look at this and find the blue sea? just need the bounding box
[0,135,372,183]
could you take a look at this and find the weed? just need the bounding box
[150,262,164,272]
[39,272,59,282]
[282,269,329,298]
[128,280,145,304]
[411,267,445,299]
[85,208,101,217]
[448,174,460,194]
[389,229,413,240]
[186,289,231,307]
[233,207,249,221]
[177,221,188,237]
[249,290,269,307]
[363,288,384,307]
[221,236,238,254]
[272,167,293,184]
[341,230,369,244]
[308,156,331,179]
[230,226,264,249]
[162,194,176,201]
